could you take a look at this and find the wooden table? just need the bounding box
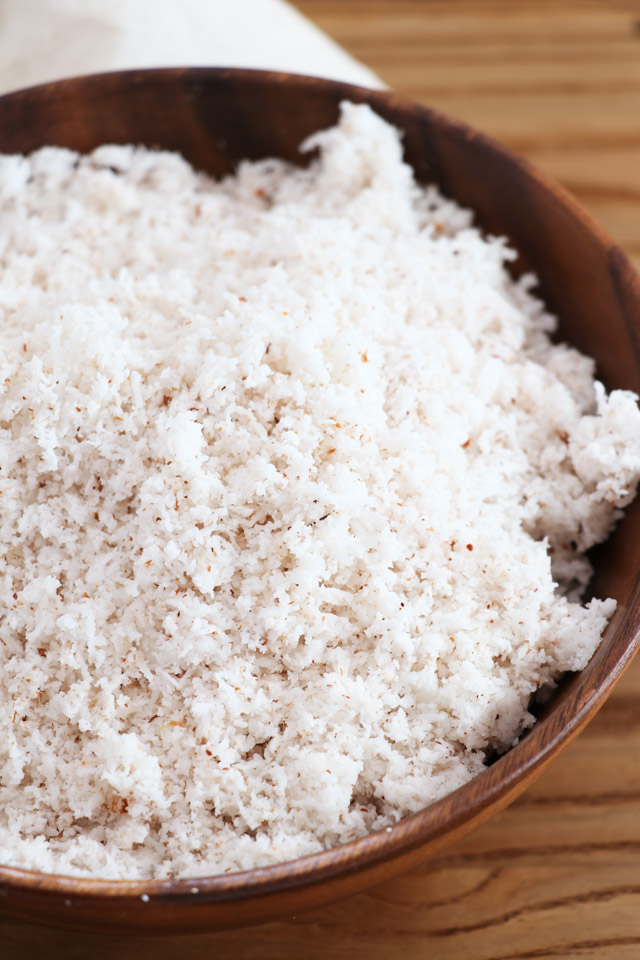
[3,2,640,957]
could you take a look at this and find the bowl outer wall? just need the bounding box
[0,67,639,933]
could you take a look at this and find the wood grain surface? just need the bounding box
[2,2,640,957]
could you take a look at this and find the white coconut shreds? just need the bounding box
[1,103,640,881]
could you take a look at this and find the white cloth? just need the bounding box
[0,0,382,96]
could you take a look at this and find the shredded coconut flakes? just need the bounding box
[1,104,639,879]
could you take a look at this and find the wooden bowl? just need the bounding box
[1,68,640,936]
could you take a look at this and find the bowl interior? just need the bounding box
[0,67,639,933]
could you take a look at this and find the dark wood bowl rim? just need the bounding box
[0,66,639,905]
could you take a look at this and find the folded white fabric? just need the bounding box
[0,0,382,95]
